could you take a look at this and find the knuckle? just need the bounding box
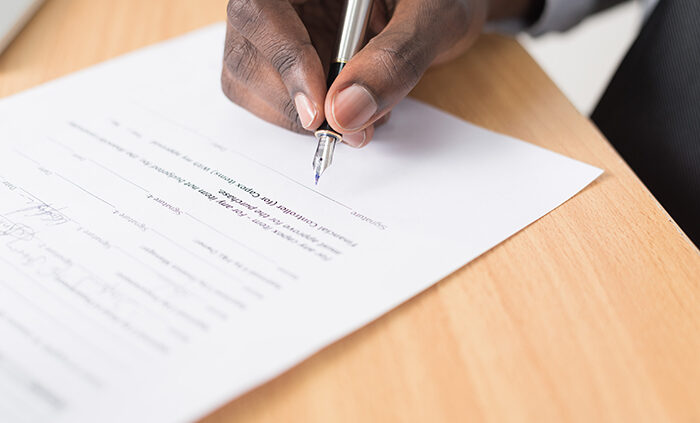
[372,38,424,91]
[224,36,259,83]
[423,0,472,38]
[265,41,311,79]
[226,0,246,23]
[281,96,301,126]
[395,1,471,53]
[227,0,264,34]
[446,1,474,31]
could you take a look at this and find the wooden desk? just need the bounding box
[1,1,699,421]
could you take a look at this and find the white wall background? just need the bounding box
[518,1,645,115]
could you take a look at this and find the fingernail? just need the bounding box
[343,125,373,148]
[294,93,317,129]
[343,130,367,148]
[332,84,377,131]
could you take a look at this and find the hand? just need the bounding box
[222,0,532,147]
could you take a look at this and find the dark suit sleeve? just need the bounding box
[529,0,631,35]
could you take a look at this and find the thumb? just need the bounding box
[324,1,475,135]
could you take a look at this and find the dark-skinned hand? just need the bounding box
[222,0,536,147]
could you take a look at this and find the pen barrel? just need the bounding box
[334,0,374,63]
[325,62,347,89]
[317,62,346,133]
[316,0,373,135]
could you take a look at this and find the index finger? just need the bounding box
[227,0,327,130]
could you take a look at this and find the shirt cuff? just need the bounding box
[528,0,598,35]
[485,0,599,36]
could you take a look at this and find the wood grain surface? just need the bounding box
[1,1,699,422]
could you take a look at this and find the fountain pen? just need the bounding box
[313,0,374,184]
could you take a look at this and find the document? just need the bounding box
[0,24,601,423]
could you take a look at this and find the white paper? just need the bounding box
[0,24,601,423]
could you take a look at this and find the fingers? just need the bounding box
[341,112,392,148]
[325,0,484,138]
[221,21,383,147]
[222,56,306,133]
[223,0,479,149]
[226,0,327,130]
[223,24,308,130]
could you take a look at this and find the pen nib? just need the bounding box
[312,131,339,186]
